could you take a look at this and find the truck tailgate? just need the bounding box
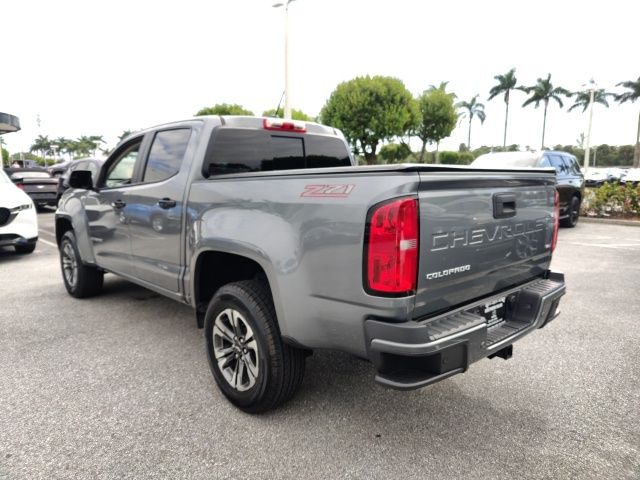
[413,171,556,319]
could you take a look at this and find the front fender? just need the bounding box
[56,191,97,265]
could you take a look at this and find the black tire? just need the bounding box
[204,280,305,413]
[59,231,104,298]
[560,196,580,228]
[14,243,36,254]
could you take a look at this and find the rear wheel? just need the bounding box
[204,280,306,413]
[560,196,580,228]
[59,231,104,298]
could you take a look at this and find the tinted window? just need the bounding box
[305,136,352,168]
[546,155,567,174]
[565,156,581,175]
[143,129,191,183]
[205,129,351,176]
[105,141,141,188]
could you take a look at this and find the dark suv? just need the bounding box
[472,151,585,227]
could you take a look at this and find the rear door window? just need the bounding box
[205,129,351,176]
[143,129,191,183]
[547,155,567,175]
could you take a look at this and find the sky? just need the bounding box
[1,0,638,156]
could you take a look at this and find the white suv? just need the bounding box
[0,169,38,253]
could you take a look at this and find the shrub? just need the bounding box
[439,151,474,165]
[379,143,413,163]
[581,183,640,218]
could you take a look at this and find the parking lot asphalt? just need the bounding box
[1,211,639,479]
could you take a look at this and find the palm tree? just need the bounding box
[30,135,51,165]
[614,77,640,168]
[520,74,570,149]
[488,68,517,148]
[88,135,104,156]
[568,89,612,113]
[457,95,486,149]
[52,137,70,163]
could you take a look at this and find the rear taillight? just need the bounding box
[263,118,306,133]
[551,190,559,252]
[365,197,419,295]
[16,183,24,190]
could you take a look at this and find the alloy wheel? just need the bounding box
[212,308,259,392]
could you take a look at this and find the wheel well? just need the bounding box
[55,217,73,246]
[573,191,581,202]
[194,251,270,328]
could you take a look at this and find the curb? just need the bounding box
[580,216,640,227]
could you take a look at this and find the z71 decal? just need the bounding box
[300,184,355,198]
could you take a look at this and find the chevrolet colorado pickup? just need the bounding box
[55,116,566,413]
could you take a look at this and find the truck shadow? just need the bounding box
[94,276,549,454]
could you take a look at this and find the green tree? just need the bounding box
[196,103,254,116]
[413,87,457,162]
[614,77,640,168]
[262,108,312,121]
[379,143,412,163]
[488,68,518,148]
[569,89,612,113]
[118,130,134,141]
[457,95,486,150]
[320,75,417,164]
[520,74,570,149]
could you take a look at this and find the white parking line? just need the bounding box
[39,238,58,248]
[39,228,56,237]
[564,241,640,250]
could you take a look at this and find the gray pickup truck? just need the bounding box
[55,116,566,413]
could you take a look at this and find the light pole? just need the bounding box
[272,0,296,119]
[582,79,597,173]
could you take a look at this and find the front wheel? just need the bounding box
[59,231,104,298]
[560,196,580,228]
[204,280,306,413]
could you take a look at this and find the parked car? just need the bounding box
[585,167,626,187]
[56,116,565,413]
[48,160,73,177]
[3,167,59,208]
[622,168,640,186]
[57,158,104,204]
[0,169,38,253]
[471,150,584,227]
[9,159,38,168]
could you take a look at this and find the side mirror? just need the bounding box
[69,170,94,190]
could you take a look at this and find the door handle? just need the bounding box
[111,199,126,209]
[158,198,176,210]
[493,193,517,219]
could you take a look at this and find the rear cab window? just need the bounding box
[204,129,352,176]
